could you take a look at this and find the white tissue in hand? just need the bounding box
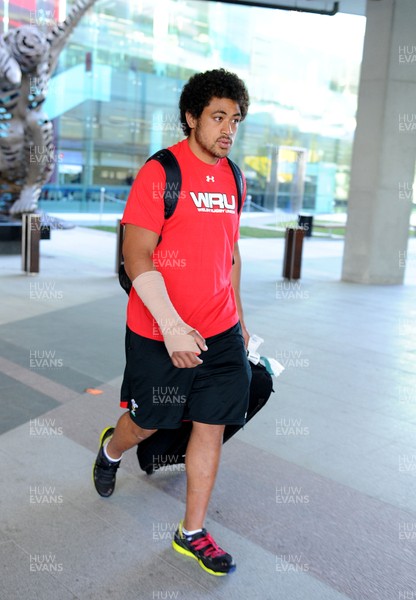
[247,335,264,364]
[248,334,264,354]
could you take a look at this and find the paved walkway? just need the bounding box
[1,226,416,600]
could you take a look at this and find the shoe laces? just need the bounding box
[190,532,225,559]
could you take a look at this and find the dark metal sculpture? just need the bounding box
[0,0,98,215]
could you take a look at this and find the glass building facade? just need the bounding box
[1,0,366,215]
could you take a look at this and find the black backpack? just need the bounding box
[119,148,244,295]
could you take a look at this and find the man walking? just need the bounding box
[93,69,251,576]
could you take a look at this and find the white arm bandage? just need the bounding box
[132,271,201,357]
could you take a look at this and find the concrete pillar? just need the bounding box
[342,0,416,284]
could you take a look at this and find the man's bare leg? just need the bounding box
[93,412,157,498]
[106,412,157,459]
[183,421,225,531]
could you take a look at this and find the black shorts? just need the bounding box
[120,322,251,429]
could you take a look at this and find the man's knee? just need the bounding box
[191,421,225,443]
[136,426,157,442]
[125,413,157,441]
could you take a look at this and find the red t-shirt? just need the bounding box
[121,139,246,340]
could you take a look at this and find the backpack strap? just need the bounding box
[119,150,244,294]
[225,157,244,267]
[119,149,181,295]
[226,157,244,214]
[148,150,243,217]
[146,148,181,219]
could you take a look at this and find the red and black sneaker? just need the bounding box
[172,521,236,576]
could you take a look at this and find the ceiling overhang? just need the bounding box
[209,0,372,16]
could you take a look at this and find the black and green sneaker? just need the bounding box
[172,521,236,576]
[93,427,120,497]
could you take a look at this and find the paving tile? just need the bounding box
[0,371,60,435]
[0,540,78,600]
[0,296,125,387]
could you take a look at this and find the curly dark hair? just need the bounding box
[179,68,249,137]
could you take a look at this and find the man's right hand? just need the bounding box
[170,330,207,368]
